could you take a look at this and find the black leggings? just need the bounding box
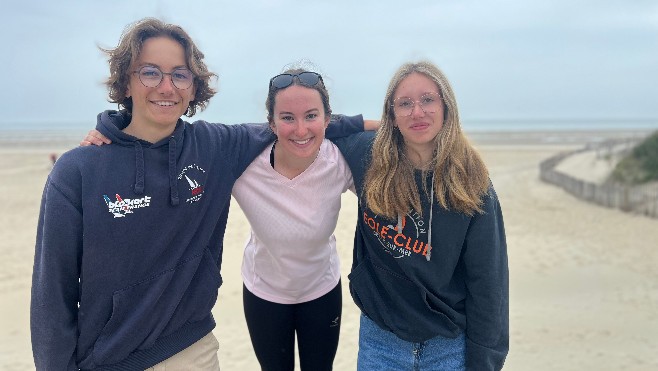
[243,281,342,371]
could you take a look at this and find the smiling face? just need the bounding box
[270,85,330,164]
[392,72,444,159]
[124,36,195,142]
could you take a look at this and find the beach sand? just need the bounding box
[1,130,657,370]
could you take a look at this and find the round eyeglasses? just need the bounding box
[269,72,323,90]
[132,66,195,90]
[392,92,442,117]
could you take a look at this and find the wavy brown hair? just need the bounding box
[364,61,490,217]
[100,18,216,117]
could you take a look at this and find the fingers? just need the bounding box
[91,129,112,144]
[80,130,112,147]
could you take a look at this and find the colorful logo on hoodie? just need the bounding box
[362,209,430,259]
[103,194,152,218]
[178,164,206,204]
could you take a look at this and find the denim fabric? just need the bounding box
[357,313,465,371]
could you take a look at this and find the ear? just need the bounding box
[324,115,330,128]
[269,121,277,134]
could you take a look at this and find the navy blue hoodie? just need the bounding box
[30,110,364,370]
[335,132,509,370]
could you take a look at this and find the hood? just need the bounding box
[96,110,185,206]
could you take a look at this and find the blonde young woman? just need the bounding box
[335,61,508,370]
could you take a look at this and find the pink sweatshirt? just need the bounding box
[233,140,354,304]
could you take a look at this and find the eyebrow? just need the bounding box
[395,91,440,99]
[278,108,321,115]
[137,62,190,70]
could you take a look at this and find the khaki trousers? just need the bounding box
[146,332,220,370]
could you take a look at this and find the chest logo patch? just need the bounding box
[103,194,152,218]
[362,209,430,259]
[179,164,206,204]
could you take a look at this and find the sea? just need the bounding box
[0,118,656,145]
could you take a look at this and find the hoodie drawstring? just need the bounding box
[132,137,179,206]
[397,171,435,262]
[133,141,145,194]
[425,172,434,262]
[168,136,179,206]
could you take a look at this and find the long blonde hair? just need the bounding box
[364,61,490,217]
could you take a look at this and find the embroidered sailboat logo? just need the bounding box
[185,175,204,196]
[177,163,206,204]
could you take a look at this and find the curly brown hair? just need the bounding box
[100,18,216,117]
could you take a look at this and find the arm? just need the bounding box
[31,162,83,370]
[325,114,369,139]
[205,122,275,177]
[198,115,367,182]
[331,131,376,194]
[363,119,380,131]
[81,114,374,146]
[78,117,275,178]
[463,187,509,370]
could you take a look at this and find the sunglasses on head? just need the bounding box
[269,72,323,90]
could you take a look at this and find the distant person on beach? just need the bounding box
[48,153,57,166]
[31,18,365,370]
[333,61,509,370]
[83,66,377,370]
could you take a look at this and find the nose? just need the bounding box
[157,75,176,93]
[294,122,309,137]
[411,102,425,118]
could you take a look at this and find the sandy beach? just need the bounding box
[1,130,657,370]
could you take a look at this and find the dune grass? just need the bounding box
[610,130,658,184]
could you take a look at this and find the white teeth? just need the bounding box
[154,101,176,106]
[293,138,311,145]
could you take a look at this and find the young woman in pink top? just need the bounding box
[232,69,354,371]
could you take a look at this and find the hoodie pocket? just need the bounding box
[349,257,458,342]
[92,248,222,366]
[348,258,398,334]
[162,248,222,334]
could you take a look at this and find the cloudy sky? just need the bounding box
[2,0,657,130]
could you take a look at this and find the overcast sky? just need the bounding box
[2,0,657,130]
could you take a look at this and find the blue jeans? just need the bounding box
[358,313,465,371]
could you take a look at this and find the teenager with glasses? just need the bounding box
[334,61,509,370]
[31,18,366,370]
